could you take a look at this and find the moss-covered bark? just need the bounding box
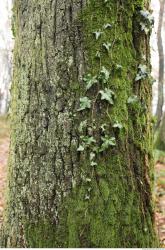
[0,0,158,247]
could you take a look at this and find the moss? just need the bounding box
[99,179,110,201]
[25,221,57,248]
[65,0,158,247]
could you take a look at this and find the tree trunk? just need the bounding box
[0,0,13,115]
[155,112,165,151]
[0,0,158,247]
[155,0,165,129]
[0,49,12,114]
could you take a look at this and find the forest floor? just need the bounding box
[155,161,165,246]
[0,116,164,246]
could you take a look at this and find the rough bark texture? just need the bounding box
[155,0,165,130]
[0,0,158,247]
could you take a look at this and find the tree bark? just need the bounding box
[0,0,158,247]
[155,0,165,129]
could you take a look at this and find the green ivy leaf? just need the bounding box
[103,42,111,52]
[98,66,110,83]
[77,145,85,152]
[113,122,123,129]
[99,88,115,104]
[82,136,96,145]
[103,23,112,29]
[100,123,107,132]
[90,161,98,167]
[100,135,116,152]
[116,64,123,70]
[93,31,103,40]
[95,51,101,59]
[135,64,149,81]
[140,10,150,18]
[140,10,154,25]
[140,22,150,34]
[139,9,154,34]
[83,74,98,90]
[78,97,91,111]
[78,120,87,132]
[90,152,96,161]
[85,194,90,200]
[127,95,138,104]
[93,146,99,153]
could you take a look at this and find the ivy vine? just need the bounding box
[75,5,152,200]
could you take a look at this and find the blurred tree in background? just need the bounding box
[154,0,165,154]
[0,0,13,114]
[155,0,164,129]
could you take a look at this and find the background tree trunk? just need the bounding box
[0,0,13,115]
[155,112,165,150]
[0,49,12,114]
[0,0,158,247]
[155,0,165,129]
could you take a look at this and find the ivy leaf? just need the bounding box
[83,74,98,90]
[135,64,148,81]
[90,151,97,166]
[95,51,101,59]
[140,22,150,34]
[78,97,91,111]
[92,146,99,153]
[100,135,116,152]
[139,9,154,34]
[81,136,96,146]
[80,135,96,146]
[103,23,112,29]
[103,42,111,52]
[93,31,102,40]
[77,145,85,152]
[86,178,92,182]
[140,10,154,25]
[100,123,107,132]
[127,95,138,104]
[78,120,87,132]
[90,161,98,167]
[139,64,147,74]
[98,66,110,83]
[90,152,96,161]
[140,10,150,19]
[135,74,142,81]
[113,122,123,129]
[99,88,115,104]
[116,64,123,70]
[85,194,90,200]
